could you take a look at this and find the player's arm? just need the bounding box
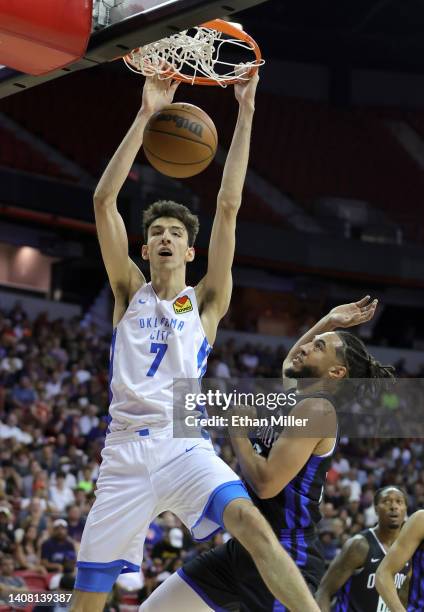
[315,536,369,611]
[93,77,179,315]
[398,571,411,608]
[376,510,424,612]
[282,296,378,386]
[196,70,259,344]
[230,398,336,499]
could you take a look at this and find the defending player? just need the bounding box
[316,486,410,611]
[140,297,394,611]
[71,73,322,612]
[376,509,424,611]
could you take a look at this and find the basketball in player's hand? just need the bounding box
[143,103,218,178]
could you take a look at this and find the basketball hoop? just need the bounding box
[123,19,264,87]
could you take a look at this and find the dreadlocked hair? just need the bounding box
[336,331,395,379]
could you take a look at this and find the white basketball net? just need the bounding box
[123,25,264,87]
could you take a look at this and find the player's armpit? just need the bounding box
[195,272,232,345]
[316,536,369,611]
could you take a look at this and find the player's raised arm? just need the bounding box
[197,69,259,343]
[283,296,378,385]
[376,510,424,612]
[315,535,369,611]
[93,77,179,310]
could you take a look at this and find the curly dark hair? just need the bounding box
[142,200,199,246]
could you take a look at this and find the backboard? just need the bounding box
[0,0,269,99]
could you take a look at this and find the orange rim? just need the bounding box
[124,18,262,86]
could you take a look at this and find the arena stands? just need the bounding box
[0,302,423,608]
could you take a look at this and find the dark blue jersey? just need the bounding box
[248,392,338,539]
[408,542,424,612]
[181,391,339,611]
[333,528,409,612]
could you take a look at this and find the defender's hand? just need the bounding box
[329,295,378,328]
[234,65,259,109]
[141,74,180,117]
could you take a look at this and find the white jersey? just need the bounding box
[108,283,211,431]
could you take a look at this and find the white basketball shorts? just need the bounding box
[76,426,250,592]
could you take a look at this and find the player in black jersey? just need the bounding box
[140,296,393,612]
[316,486,409,612]
[377,509,424,611]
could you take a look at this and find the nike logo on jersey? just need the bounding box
[138,300,147,304]
[371,558,381,563]
[185,444,200,453]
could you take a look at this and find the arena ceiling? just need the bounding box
[241,0,424,72]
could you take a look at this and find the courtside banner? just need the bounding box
[172,378,424,438]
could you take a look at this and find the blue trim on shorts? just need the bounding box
[75,560,140,592]
[207,481,251,526]
[177,568,228,612]
[191,480,251,541]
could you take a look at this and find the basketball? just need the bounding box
[142,103,218,178]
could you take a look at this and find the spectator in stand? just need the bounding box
[76,466,95,493]
[331,450,350,477]
[49,472,75,513]
[239,343,259,373]
[11,375,37,408]
[17,496,47,533]
[36,444,60,475]
[15,524,47,574]
[0,555,28,603]
[0,348,23,376]
[79,404,99,436]
[151,528,184,573]
[66,505,85,543]
[45,371,63,400]
[208,351,231,379]
[0,506,16,556]
[341,468,362,502]
[319,528,339,563]
[41,519,76,573]
[0,414,32,444]
[49,551,77,591]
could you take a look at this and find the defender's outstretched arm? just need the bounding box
[283,296,378,385]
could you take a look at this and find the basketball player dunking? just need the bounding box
[140,297,395,611]
[316,486,410,612]
[71,73,321,612]
[377,509,424,611]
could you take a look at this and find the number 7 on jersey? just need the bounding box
[147,342,168,377]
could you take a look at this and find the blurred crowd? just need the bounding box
[0,302,423,609]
